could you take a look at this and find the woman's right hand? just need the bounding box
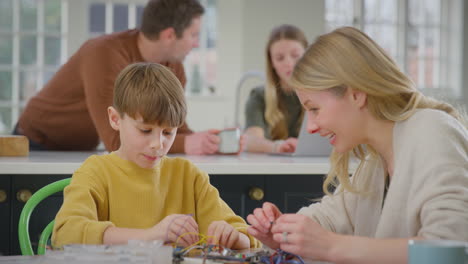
[246,202,283,249]
[149,214,199,246]
[278,137,298,153]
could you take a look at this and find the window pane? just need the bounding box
[20,35,37,65]
[0,107,12,134]
[424,0,440,24]
[424,28,436,56]
[44,0,61,32]
[407,46,419,85]
[185,0,218,95]
[364,25,398,60]
[89,3,105,33]
[407,22,418,48]
[409,0,441,26]
[43,70,56,86]
[365,0,397,24]
[408,0,420,25]
[206,2,217,48]
[424,59,435,88]
[0,71,12,100]
[44,36,61,65]
[136,6,144,28]
[325,0,354,31]
[113,4,128,32]
[0,34,12,64]
[0,0,13,31]
[20,0,37,31]
[205,1,217,91]
[20,70,36,101]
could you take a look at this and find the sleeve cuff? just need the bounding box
[83,221,115,244]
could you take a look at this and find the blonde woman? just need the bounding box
[244,24,307,153]
[247,27,468,263]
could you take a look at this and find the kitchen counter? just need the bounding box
[0,151,352,256]
[0,151,334,175]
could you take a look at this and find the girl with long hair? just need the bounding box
[244,24,307,153]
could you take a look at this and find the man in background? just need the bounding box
[14,0,220,155]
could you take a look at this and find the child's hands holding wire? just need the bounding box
[207,220,250,249]
[246,202,283,249]
[150,214,199,246]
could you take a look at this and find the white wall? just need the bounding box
[185,0,325,131]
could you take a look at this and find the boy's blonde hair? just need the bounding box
[113,62,186,127]
[290,27,464,196]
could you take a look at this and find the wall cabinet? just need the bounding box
[0,173,324,255]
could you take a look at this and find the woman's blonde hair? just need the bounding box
[265,24,308,140]
[290,27,464,195]
[113,62,186,127]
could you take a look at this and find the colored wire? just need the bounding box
[174,232,220,253]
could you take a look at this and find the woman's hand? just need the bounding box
[247,202,283,249]
[278,137,298,153]
[271,214,336,261]
[149,214,199,247]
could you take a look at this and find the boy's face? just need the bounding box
[108,107,177,169]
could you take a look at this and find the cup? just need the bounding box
[408,239,467,264]
[218,128,240,154]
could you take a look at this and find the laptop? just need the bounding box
[271,117,333,157]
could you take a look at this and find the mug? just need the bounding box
[408,239,467,264]
[218,128,240,154]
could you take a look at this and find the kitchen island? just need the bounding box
[0,151,337,256]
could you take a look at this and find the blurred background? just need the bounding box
[0,0,466,133]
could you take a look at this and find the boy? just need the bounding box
[52,63,258,249]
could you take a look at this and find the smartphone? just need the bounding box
[218,128,240,154]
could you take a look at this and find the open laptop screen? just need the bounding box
[271,117,333,157]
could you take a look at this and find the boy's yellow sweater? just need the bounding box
[52,152,259,248]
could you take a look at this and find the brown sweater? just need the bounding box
[17,29,192,153]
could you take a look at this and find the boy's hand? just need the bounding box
[207,220,249,249]
[150,214,199,246]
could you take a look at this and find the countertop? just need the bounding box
[0,151,336,175]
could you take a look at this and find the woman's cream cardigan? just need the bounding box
[298,109,468,241]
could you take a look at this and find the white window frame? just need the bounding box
[0,0,68,133]
[85,0,147,36]
[325,0,463,101]
[0,0,217,134]
[81,0,216,97]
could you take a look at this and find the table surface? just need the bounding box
[0,151,341,175]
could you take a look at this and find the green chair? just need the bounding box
[18,178,71,255]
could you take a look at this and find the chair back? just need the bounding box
[18,178,71,255]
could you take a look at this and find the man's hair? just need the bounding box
[113,63,187,127]
[140,0,205,39]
